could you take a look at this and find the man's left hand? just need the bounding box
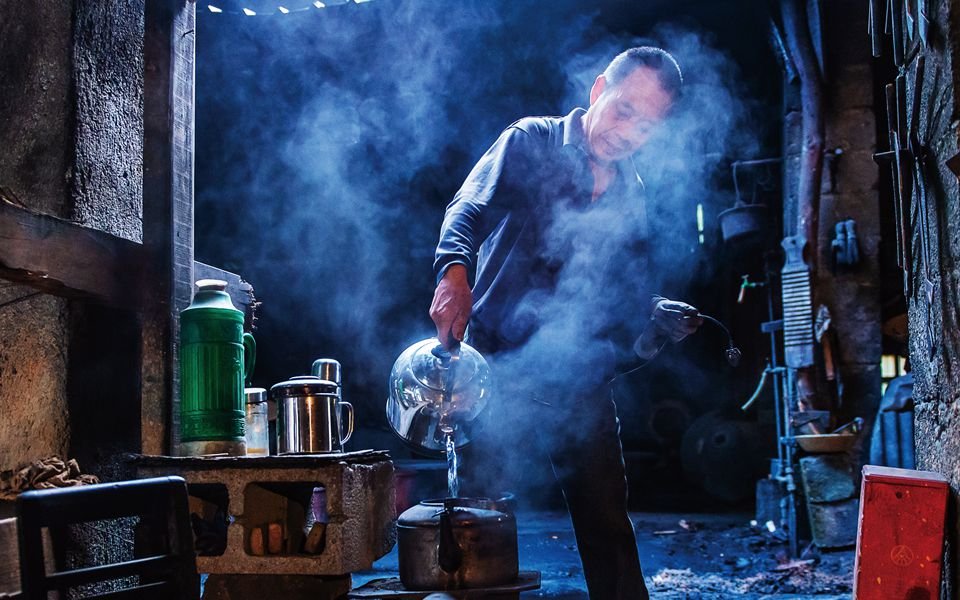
[650,299,703,343]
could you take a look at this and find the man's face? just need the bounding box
[582,66,674,164]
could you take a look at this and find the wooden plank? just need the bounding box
[0,518,19,596]
[142,0,196,456]
[194,262,258,331]
[0,199,145,306]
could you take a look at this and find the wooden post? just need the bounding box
[142,0,196,456]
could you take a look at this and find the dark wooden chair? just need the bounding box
[16,476,199,600]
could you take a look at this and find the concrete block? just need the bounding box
[825,108,876,150]
[799,455,856,502]
[0,292,70,470]
[829,64,874,110]
[135,452,396,576]
[820,150,880,196]
[756,478,786,526]
[807,498,859,549]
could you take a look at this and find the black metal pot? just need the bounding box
[396,497,518,590]
[718,203,768,242]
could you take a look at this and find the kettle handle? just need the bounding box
[339,401,354,445]
[437,505,463,573]
[242,333,257,383]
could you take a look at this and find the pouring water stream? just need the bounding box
[442,343,461,498]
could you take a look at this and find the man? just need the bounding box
[430,47,702,599]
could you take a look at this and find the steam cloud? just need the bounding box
[196,1,766,498]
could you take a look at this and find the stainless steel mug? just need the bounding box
[271,376,354,454]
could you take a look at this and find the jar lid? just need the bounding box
[244,387,267,404]
[270,375,338,398]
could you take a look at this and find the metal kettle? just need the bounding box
[397,497,518,590]
[386,338,491,455]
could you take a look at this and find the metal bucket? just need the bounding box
[718,204,767,242]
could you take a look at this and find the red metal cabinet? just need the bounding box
[853,465,949,599]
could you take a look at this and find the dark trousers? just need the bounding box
[459,382,649,600]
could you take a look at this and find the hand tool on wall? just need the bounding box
[831,220,861,272]
[875,81,913,296]
[869,0,883,57]
[890,0,905,66]
[781,236,815,369]
[907,54,939,360]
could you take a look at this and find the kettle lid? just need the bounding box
[397,497,511,528]
[270,375,338,398]
[409,340,481,392]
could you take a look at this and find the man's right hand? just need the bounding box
[429,264,472,349]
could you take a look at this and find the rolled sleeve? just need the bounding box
[433,125,538,282]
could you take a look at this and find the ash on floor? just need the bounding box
[354,511,853,599]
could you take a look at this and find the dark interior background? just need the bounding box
[195,0,784,507]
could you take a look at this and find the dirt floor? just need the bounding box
[354,511,854,599]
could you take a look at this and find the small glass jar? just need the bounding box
[244,388,270,456]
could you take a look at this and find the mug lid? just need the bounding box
[311,358,342,385]
[270,375,338,398]
[244,387,267,404]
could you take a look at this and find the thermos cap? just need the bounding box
[196,279,228,292]
[244,387,267,404]
[311,358,342,386]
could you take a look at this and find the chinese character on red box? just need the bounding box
[853,465,948,599]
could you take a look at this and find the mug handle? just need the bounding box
[242,333,257,383]
[339,401,354,445]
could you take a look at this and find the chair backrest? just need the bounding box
[16,476,199,600]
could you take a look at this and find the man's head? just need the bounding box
[581,47,682,164]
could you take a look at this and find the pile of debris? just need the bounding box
[640,517,853,598]
[0,456,98,500]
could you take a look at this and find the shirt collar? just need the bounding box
[561,107,588,152]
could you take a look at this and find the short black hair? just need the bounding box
[603,47,683,99]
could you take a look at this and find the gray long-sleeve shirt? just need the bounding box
[434,108,658,384]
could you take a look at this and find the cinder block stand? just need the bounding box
[134,451,396,600]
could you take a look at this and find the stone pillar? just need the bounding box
[0,2,76,468]
[0,0,145,473]
[909,1,960,595]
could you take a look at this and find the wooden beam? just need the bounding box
[0,199,146,306]
[142,0,196,456]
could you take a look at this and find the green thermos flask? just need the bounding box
[179,279,256,456]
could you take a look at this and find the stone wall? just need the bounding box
[0,0,144,473]
[907,0,960,595]
[782,1,881,444]
[816,1,882,441]
[0,1,75,468]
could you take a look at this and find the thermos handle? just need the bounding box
[339,401,354,445]
[242,333,257,383]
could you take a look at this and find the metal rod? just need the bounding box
[767,275,784,474]
[784,368,799,558]
[781,0,825,276]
